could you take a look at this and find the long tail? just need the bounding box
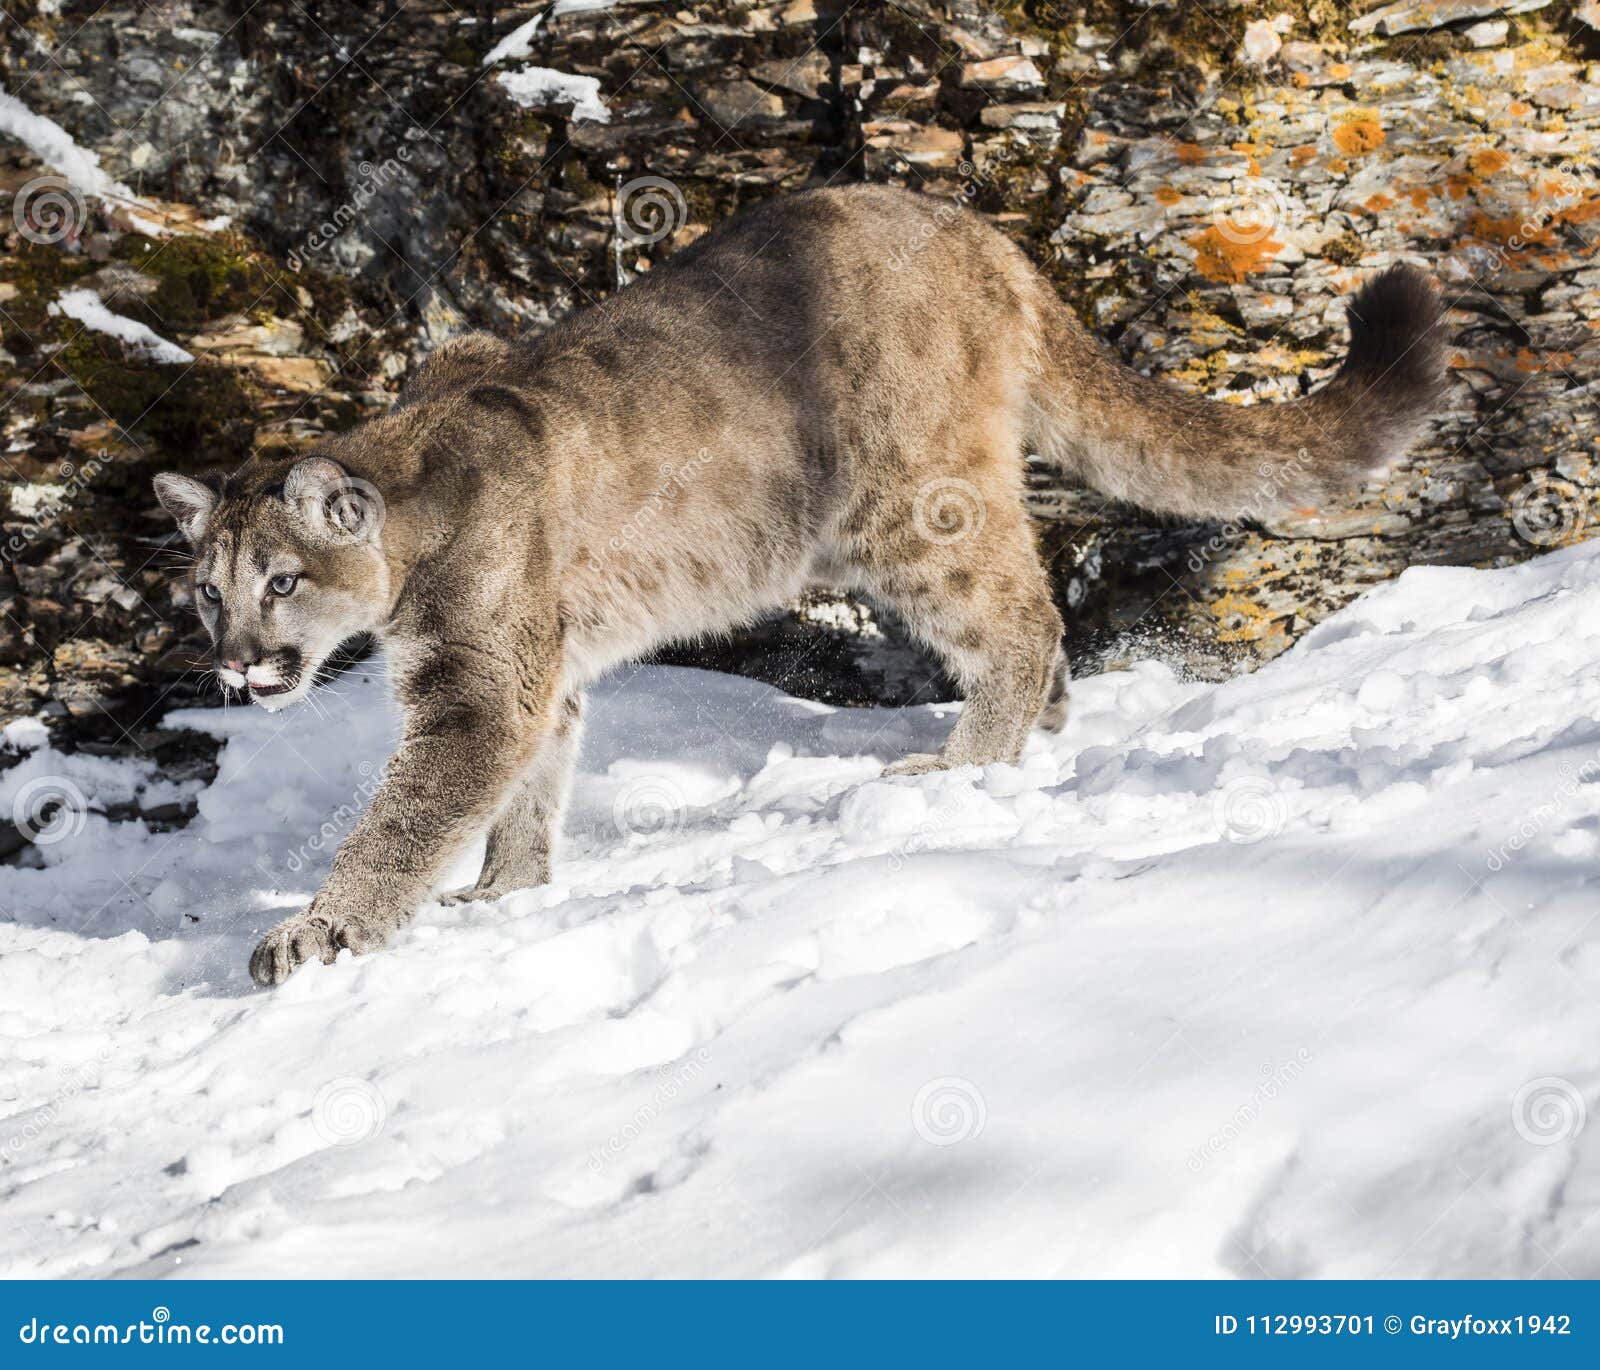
[1028,265,1445,521]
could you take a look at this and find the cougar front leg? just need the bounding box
[439,692,584,904]
[249,653,554,987]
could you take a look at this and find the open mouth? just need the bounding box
[248,680,295,699]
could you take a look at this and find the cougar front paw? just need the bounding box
[249,909,388,987]
[882,752,951,777]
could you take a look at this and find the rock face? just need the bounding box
[2,0,1599,759]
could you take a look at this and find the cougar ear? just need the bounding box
[283,455,385,543]
[282,455,346,506]
[152,473,218,543]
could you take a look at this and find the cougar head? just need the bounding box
[154,455,391,710]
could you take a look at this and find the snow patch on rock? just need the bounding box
[496,65,610,122]
[48,288,193,364]
[0,89,165,236]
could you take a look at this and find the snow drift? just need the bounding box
[2,542,1598,1278]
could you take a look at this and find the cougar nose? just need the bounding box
[221,657,249,674]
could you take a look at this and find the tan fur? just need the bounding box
[154,184,1443,986]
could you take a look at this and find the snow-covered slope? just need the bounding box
[3,544,1599,1278]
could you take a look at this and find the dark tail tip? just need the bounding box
[1338,263,1446,410]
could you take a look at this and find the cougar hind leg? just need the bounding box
[839,447,1063,774]
[438,692,585,903]
[1037,645,1070,733]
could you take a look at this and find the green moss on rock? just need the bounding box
[51,333,253,457]
[113,232,295,334]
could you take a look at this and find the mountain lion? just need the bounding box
[153,184,1444,986]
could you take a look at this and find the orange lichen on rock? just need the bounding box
[1514,347,1574,373]
[1364,192,1396,213]
[1555,197,1600,228]
[1290,145,1318,167]
[1333,113,1385,156]
[1188,225,1283,283]
[1176,142,1208,165]
[1155,186,1182,206]
[1226,142,1265,178]
[1328,62,1353,80]
[1468,211,1554,250]
[1470,148,1510,176]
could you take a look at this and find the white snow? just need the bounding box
[3,544,1600,1277]
[0,89,165,237]
[483,15,545,65]
[497,65,610,123]
[550,0,620,20]
[483,0,620,63]
[47,288,193,365]
[5,483,68,519]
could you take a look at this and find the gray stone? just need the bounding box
[1350,0,1551,38]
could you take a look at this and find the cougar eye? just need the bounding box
[268,573,300,597]
[199,583,221,603]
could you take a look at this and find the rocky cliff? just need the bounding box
[2,0,1597,767]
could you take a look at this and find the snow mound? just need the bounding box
[3,544,1599,1277]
